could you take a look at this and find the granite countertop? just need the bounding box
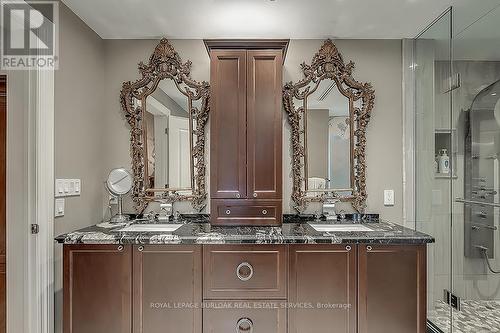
[55,214,435,245]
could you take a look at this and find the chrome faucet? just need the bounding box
[322,197,339,221]
[157,202,173,222]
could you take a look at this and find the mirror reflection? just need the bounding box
[305,80,352,194]
[144,78,192,192]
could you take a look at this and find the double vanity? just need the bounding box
[57,216,433,333]
[58,39,434,333]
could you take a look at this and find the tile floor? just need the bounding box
[428,299,500,332]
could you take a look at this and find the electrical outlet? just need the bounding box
[55,198,65,217]
[384,190,395,206]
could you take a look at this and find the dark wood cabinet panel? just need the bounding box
[209,50,247,200]
[246,50,282,199]
[133,245,202,333]
[203,245,287,299]
[211,199,282,226]
[203,300,286,333]
[289,244,357,333]
[358,244,426,333]
[63,245,132,333]
[209,43,286,226]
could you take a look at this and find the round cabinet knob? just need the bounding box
[345,245,351,251]
[226,209,231,215]
[236,318,253,333]
[236,262,254,281]
[138,246,144,252]
[366,245,372,251]
[253,193,257,198]
[262,209,268,215]
[236,193,241,198]
[117,245,124,252]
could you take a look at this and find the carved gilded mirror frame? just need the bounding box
[120,39,210,212]
[283,39,375,212]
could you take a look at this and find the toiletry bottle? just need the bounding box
[439,149,450,174]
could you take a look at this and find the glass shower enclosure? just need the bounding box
[414,4,500,332]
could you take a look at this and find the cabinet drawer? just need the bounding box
[211,199,282,226]
[203,300,286,333]
[203,245,287,299]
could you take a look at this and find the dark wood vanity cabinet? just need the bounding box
[133,245,202,333]
[63,245,132,333]
[208,41,285,226]
[358,244,427,333]
[63,243,427,333]
[289,245,357,333]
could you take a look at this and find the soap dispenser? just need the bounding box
[438,149,450,174]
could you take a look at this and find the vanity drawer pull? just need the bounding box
[262,209,267,215]
[345,245,351,251]
[236,318,253,333]
[226,209,231,215]
[138,246,144,252]
[117,245,124,252]
[366,245,372,251]
[236,262,254,281]
[253,192,257,198]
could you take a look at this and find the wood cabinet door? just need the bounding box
[210,50,247,199]
[289,244,357,333]
[63,245,132,333]
[358,245,427,333]
[246,50,283,199]
[133,245,202,333]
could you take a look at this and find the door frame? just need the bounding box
[31,67,55,333]
[3,66,54,333]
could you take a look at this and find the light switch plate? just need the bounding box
[55,179,65,197]
[55,198,65,217]
[384,190,395,206]
[55,178,81,197]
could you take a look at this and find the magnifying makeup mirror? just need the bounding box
[105,168,133,223]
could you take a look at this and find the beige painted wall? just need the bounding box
[101,39,403,220]
[51,19,403,328]
[53,4,105,332]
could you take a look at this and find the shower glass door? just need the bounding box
[451,5,500,332]
[414,9,453,332]
[415,4,500,332]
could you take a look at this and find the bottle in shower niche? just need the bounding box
[438,149,450,174]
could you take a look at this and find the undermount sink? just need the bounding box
[116,224,184,233]
[308,223,374,232]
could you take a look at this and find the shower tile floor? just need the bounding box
[428,299,500,332]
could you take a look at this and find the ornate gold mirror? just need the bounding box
[121,39,210,212]
[283,39,375,212]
